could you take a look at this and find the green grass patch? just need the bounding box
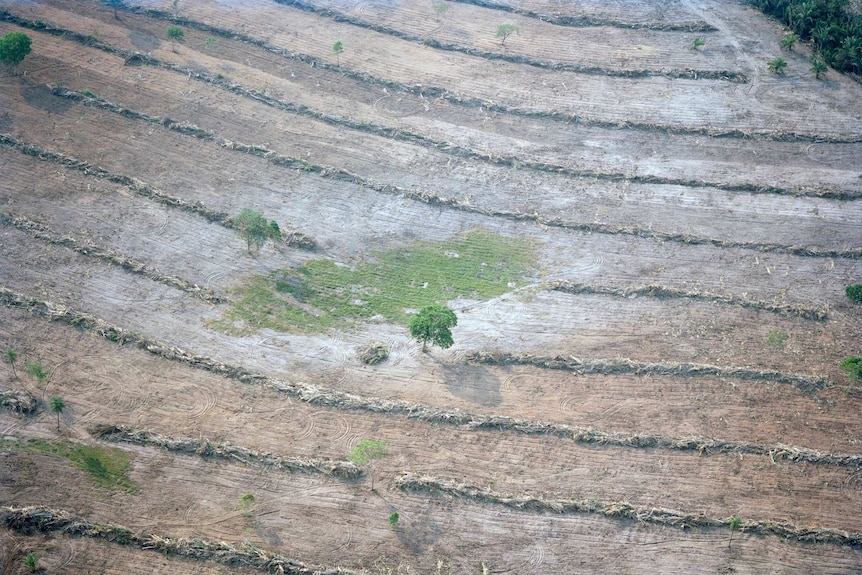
[217,229,535,334]
[0,438,135,492]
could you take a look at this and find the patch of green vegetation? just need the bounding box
[766,328,789,349]
[218,229,535,334]
[0,438,135,492]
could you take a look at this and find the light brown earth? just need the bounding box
[0,0,861,573]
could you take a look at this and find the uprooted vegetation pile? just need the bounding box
[91,424,363,479]
[466,351,830,393]
[396,475,862,547]
[0,389,39,414]
[1,506,351,574]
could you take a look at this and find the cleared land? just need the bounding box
[0,0,860,573]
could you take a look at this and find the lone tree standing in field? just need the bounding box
[332,40,343,66]
[0,32,32,69]
[166,26,185,52]
[409,304,457,352]
[495,23,519,46]
[50,396,65,431]
[233,208,280,254]
[348,440,388,491]
[4,347,18,378]
[104,0,123,19]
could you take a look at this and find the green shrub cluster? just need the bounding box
[749,0,862,75]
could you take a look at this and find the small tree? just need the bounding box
[332,40,343,65]
[388,511,400,528]
[767,57,787,75]
[495,23,519,46]
[233,208,270,253]
[409,305,457,352]
[780,32,799,51]
[4,347,18,377]
[0,32,32,68]
[845,284,862,303]
[25,361,47,384]
[809,53,828,79]
[690,37,705,51]
[166,26,185,52]
[728,516,742,548]
[104,0,123,19]
[348,439,388,491]
[50,396,65,431]
[431,0,449,20]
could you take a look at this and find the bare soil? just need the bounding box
[1,1,861,573]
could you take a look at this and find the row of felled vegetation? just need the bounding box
[749,0,862,74]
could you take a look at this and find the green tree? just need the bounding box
[431,0,449,20]
[388,511,400,528]
[728,516,742,548]
[780,32,799,51]
[809,52,828,79]
[0,32,32,68]
[104,0,123,19]
[495,23,519,46]
[690,37,705,51]
[332,40,343,65]
[409,305,457,352]
[845,284,862,303]
[4,347,18,377]
[166,26,184,52]
[233,208,270,253]
[768,56,787,75]
[25,361,47,384]
[842,356,862,380]
[50,396,65,431]
[348,439,388,491]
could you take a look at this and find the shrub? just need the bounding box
[0,32,32,67]
[25,361,47,383]
[388,511,400,528]
[240,492,255,514]
[845,284,862,303]
[691,37,705,50]
[23,552,38,572]
[767,328,789,349]
[842,356,862,379]
[166,26,185,43]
